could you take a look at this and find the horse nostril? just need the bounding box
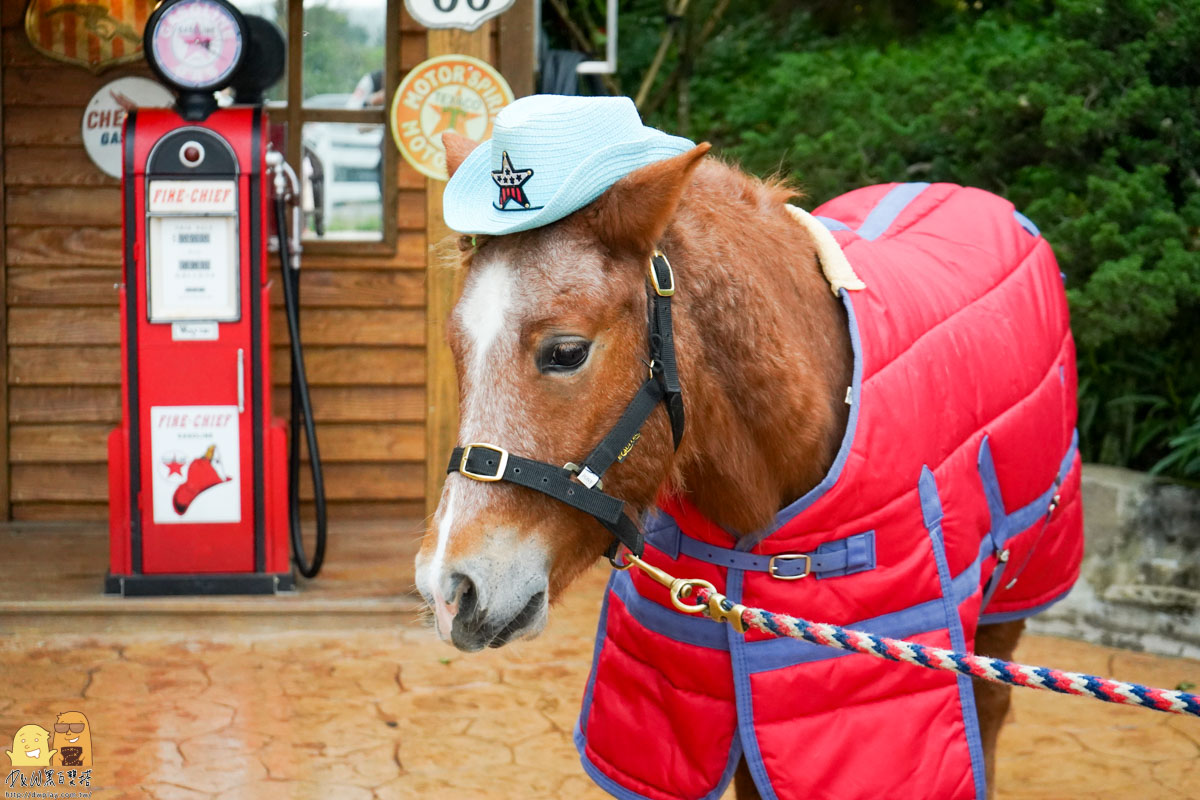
[451,572,478,619]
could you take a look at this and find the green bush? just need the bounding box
[628,0,1200,481]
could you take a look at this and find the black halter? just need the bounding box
[446,251,684,559]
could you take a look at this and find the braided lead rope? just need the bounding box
[688,585,1200,718]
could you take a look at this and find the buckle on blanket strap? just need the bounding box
[648,524,876,580]
[768,553,812,580]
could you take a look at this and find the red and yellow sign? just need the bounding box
[24,0,150,74]
[390,54,514,181]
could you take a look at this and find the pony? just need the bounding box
[416,132,1080,800]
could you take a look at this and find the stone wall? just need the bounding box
[1027,465,1200,660]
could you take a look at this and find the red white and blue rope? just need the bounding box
[692,586,1200,718]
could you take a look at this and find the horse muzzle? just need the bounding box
[445,571,547,651]
[416,527,551,652]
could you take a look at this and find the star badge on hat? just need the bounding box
[443,95,695,235]
[491,151,542,211]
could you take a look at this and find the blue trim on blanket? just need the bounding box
[856,182,930,240]
[574,732,650,800]
[978,586,1073,625]
[578,572,615,735]
[641,510,680,558]
[726,567,780,800]
[815,215,850,232]
[920,468,987,800]
[976,435,1008,551]
[1013,210,1040,237]
[611,567,729,650]
[977,431,1078,551]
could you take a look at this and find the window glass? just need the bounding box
[302,0,386,107]
[231,0,288,102]
[301,122,385,240]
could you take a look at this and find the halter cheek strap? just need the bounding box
[446,251,685,559]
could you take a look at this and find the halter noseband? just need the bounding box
[446,251,685,559]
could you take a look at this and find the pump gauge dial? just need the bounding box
[145,0,247,93]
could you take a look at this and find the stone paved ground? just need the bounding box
[1,566,1197,799]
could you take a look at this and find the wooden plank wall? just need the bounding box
[2,0,432,521]
[0,7,6,519]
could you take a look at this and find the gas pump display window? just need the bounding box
[147,179,241,322]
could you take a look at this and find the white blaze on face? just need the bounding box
[462,261,516,376]
[422,259,520,635]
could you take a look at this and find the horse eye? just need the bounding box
[539,339,591,373]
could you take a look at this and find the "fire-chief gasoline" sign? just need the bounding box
[389,55,514,181]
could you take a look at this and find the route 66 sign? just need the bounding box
[404,0,516,31]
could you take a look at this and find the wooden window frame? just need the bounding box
[273,0,401,256]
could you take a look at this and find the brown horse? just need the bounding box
[416,134,1026,797]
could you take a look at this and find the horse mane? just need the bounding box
[653,157,853,535]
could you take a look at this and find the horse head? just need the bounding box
[415,133,712,651]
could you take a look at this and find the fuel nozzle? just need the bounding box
[266,147,303,269]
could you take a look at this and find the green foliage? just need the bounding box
[626,0,1200,479]
[301,4,384,99]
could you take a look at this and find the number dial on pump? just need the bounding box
[146,0,247,92]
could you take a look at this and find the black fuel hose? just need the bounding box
[274,194,327,578]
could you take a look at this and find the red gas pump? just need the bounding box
[107,0,325,595]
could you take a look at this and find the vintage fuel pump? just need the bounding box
[107,0,326,595]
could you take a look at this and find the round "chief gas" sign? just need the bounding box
[81,77,173,178]
[390,54,513,181]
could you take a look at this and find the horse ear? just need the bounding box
[590,143,712,256]
[443,133,480,179]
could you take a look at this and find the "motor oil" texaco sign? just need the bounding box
[390,55,513,181]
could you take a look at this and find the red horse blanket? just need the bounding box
[575,183,1083,800]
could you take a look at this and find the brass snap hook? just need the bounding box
[669,578,715,613]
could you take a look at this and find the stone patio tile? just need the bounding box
[397,731,512,771]
[1150,756,1200,798]
[396,654,501,689]
[215,779,374,799]
[85,661,210,701]
[464,707,555,742]
[165,754,267,794]
[144,782,214,800]
[178,730,271,765]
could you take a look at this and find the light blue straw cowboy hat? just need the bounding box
[442,94,696,235]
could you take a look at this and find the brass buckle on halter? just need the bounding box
[649,251,675,297]
[459,443,509,482]
[768,553,812,581]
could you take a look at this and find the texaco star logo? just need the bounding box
[491,151,542,211]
